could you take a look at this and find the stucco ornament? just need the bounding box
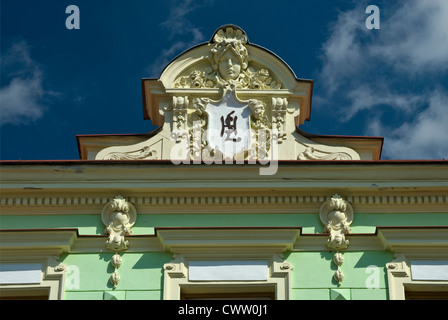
[95,24,362,164]
[170,25,289,161]
[181,88,277,161]
[174,26,282,90]
[102,195,137,251]
[110,253,122,288]
[297,146,352,160]
[101,195,137,289]
[319,194,354,285]
[102,146,158,160]
[320,194,353,250]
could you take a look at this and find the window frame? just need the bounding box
[157,227,299,300]
[0,229,76,300]
[380,227,448,300]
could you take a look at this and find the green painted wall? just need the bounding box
[2,212,443,299]
[286,251,394,300]
[60,250,394,300]
[2,212,447,235]
[61,252,172,300]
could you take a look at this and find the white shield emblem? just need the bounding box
[205,92,251,159]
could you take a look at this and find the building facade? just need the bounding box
[1,25,447,300]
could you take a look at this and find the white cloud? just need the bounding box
[367,89,448,159]
[0,41,47,125]
[320,0,448,92]
[319,5,366,95]
[317,0,448,159]
[146,0,212,77]
[344,85,426,121]
[370,0,448,74]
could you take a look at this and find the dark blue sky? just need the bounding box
[1,0,447,160]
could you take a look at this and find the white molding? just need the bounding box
[386,255,448,300]
[0,255,67,300]
[381,228,448,300]
[156,227,300,254]
[1,227,447,255]
[378,227,448,256]
[0,229,77,256]
[158,227,296,300]
[1,192,447,215]
[70,236,163,253]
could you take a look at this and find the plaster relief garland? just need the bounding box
[319,194,354,285]
[101,195,137,288]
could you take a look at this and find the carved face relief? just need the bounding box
[173,26,283,90]
[218,50,242,81]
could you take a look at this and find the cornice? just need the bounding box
[0,229,78,262]
[2,226,446,255]
[0,191,447,216]
[377,226,448,257]
[1,161,447,194]
[156,227,301,254]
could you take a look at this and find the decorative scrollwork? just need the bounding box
[102,196,137,251]
[298,146,353,160]
[173,96,189,131]
[103,146,158,160]
[173,26,282,90]
[320,194,353,251]
[101,196,137,289]
[320,194,354,285]
[271,97,287,142]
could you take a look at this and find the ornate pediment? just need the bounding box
[88,25,383,166]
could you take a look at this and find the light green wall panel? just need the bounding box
[126,214,322,234]
[351,288,389,300]
[64,291,104,300]
[287,252,335,288]
[60,252,172,292]
[349,212,448,233]
[330,288,351,300]
[286,251,393,289]
[103,291,126,300]
[292,289,329,300]
[0,214,104,235]
[126,290,162,300]
[2,213,447,236]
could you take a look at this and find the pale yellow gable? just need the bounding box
[78,25,382,162]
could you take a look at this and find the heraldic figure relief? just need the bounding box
[95,25,364,164]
